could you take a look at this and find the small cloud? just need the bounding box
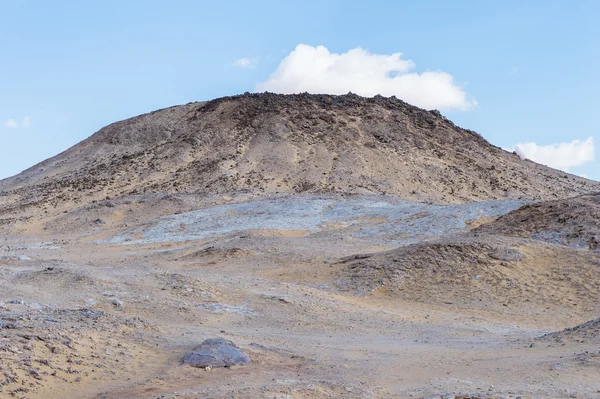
[22,116,31,128]
[512,137,595,172]
[511,66,519,75]
[4,119,18,128]
[256,44,477,111]
[233,57,259,69]
[3,116,32,129]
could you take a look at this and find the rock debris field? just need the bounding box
[1,193,600,399]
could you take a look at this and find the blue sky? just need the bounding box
[1,0,598,180]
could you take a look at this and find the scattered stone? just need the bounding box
[84,298,97,307]
[110,298,125,311]
[488,248,524,261]
[78,308,105,319]
[263,295,291,304]
[198,303,259,316]
[0,320,17,329]
[182,338,250,368]
[589,235,598,250]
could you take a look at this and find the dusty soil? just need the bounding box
[2,194,600,399]
[2,94,600,398]
[337,234,600,318]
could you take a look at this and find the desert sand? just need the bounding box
[1,94,599,398]
[1,193,599,399]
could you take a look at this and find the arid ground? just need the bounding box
[2,193,600,399]
[1,94,600,398]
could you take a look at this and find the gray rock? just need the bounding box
[183,338,250,368]
[111,298,123,307]
[198,303,259,316]
[0,320,17,329]
[489,248,524,262]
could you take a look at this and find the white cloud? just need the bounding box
[21,116,31,128]
[256,44,476,111]
[512,137,595,172]
[4,119,18,128]
[3,116,32,129]
[233,57,259,69]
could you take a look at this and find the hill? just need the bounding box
[1,93,598,223]
[336,233,600,317]
[476,193,600,249]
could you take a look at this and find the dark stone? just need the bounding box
[183,338,250,368]
[589,235,598,250]
[0,320,17,329]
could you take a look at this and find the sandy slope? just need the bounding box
[2,194,600,399]
[476,192,600,249]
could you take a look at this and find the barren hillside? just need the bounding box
[476,192,600,248]
[1,93,598,224]
[337,233,600,316]
[2,89,600,397]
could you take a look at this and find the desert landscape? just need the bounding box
[1,93,600,399]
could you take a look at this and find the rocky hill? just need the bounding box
[475,193,600,249]
[2,93,600,399]
[1,93,599,221]
[336,234,600,316]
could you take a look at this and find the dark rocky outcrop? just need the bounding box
[476,192,600,249]
[183,338,251,368]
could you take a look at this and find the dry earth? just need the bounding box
[1,94,600,398]
[476,193,600,249]
[2,193,600,399]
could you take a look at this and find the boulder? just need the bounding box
[183,338,250,368]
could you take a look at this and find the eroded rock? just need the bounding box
[183,338,250,368]
[489,247,524,261]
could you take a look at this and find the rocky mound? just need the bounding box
[476,193,600,249]
[182,338,251,368]
[1,93,598,223]
[0,304,157,398]
[337,234,600,315]
[539,318,600,344]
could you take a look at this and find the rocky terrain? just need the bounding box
[476,192,600,249]
[1,93,600,398]
[337,233,600,316]
[1,93,599,228]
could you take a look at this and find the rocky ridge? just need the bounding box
[476,192,600,248]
